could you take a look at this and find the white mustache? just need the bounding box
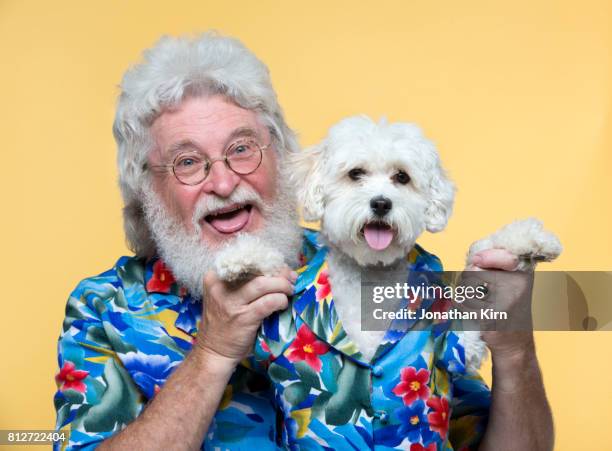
[191,185,269,228]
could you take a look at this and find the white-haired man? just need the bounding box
[54,33,553,451]
[54,33,304,450]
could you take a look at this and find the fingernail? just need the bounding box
[472,255,483,265]
[290,271,298,282]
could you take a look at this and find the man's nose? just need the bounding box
[370,195,393,217]
[201,160,240,197]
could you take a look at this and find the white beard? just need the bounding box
[142,177,302,300]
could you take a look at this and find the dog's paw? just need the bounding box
[468,218,562,271]
[460,330,488,371]
[214,235,286,283]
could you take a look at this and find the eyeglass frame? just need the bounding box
[145,138,271,186]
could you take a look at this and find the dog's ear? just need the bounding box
[288,142,327,222]
[424,168,455,232]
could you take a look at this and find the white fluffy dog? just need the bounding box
[288,116,455,360]
[215,115,562,366]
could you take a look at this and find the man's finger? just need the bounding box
[239,275,295,304]
[250,293,290,319]
[470,248,519,271]
[277,265,299,283]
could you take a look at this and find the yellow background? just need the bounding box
[1,1,610,450]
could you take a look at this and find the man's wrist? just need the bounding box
[190,342,240,375]
[490,340,542,394]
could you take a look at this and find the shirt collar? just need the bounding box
[292,244,441,365]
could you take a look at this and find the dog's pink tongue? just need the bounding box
[363,224,394,250]
[208,208,250,233]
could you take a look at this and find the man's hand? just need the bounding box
[100,266,297,451]
[195,266,297,365]
[465,248,535,357]
[467,248,554,451]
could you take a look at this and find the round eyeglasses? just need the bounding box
[147,139,269,185]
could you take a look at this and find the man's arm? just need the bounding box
[99,347,235,450]
[470,249,554,451]
[478,338,554,451]
[99,269,295,450]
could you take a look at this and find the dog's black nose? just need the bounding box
[370,196,392,217]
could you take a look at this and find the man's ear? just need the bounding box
[288,142,327,222]
[424,168,455,232]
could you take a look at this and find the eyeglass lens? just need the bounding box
[172,140,263,185]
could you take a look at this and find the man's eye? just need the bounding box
[178,158,196,167]
[175,155,202,168]
[228,141,255,159]
[393,170,411,185]
[348,168,366,180]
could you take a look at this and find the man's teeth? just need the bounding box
[211,207,239,217]
[206,204,251,220]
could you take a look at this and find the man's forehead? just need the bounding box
[150,96,267,156]
[165,126,263,156]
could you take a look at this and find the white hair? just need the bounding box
[142,174,302,299]
[113,32,299,256]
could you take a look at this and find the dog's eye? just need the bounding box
[348,168,366,181]
[393,170,411,185]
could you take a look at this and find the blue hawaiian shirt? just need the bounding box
[54,254,282,450]
[252,233,491,450]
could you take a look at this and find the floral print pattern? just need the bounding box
[393,367,431,405]
[55,362,89,393]
[287,325,330,372]
[254,242,491,450]
[54,255,285,450]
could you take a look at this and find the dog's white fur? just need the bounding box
[294,116,455,267]
[214,115,562,368]
[467,218,562,271]
[214,234,286,283]
[291,116,455,360]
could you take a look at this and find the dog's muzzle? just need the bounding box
[370,195,393,217]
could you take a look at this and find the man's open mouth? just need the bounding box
[203,204,253,234]
[361,221,395,251]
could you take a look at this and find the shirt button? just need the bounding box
[372,365,383,377]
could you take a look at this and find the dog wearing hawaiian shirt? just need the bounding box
[214,115,562,366]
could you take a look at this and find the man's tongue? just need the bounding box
[363,223,394,250]
[207,207,250,233]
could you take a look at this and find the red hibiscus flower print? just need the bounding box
[55,361,89,393]
[392,367,431,405]
[287,325,329,372]
[427,396,450,439]
[147,260,176,293]
[316,269,331,300]
[411,443,437,451]
[261,339,272,354]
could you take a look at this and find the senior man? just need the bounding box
[54,33,553,450]
[54,33,303,450]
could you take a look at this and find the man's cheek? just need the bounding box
[166,194,198,231]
